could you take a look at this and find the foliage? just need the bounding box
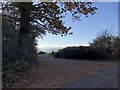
[111,36,120,59]
[38,51,46,54]
[55,46,104,60]
[2,17,38,87]
[90,30,120,60]
[90,30,113,59]
[2,2,97,36]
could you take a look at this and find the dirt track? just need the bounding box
[12,54,118,88]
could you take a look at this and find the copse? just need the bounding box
[55,30,120,60]
[89,30,120,60]
[90,30,120,60]
[90,30,113,59]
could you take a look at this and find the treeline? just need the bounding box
[55,46,105,60]
[38,51,46,54]
[55,31,120,60]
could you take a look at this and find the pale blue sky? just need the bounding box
[37,2,118,51]
[118,2,120,36]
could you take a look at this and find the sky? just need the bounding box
[118,2,120,36]
[37,2,118,52]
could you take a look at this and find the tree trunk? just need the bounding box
[17,7,31,58]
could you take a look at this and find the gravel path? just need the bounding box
[12,55,118,88]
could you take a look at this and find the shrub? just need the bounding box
[38,51,46,54]
[55,46,107,60]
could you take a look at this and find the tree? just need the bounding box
[2,16,39,87]
[90,30,113,59]
[2,1,97,59]
[112,36,120,59]
[2,17,16,63]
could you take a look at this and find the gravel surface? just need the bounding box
[12,55,118,88]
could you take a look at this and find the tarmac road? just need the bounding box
[62,66,118,88]
[39,54,119,88]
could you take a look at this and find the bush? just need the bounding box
[55,46,107,60]
[38,51,46,54]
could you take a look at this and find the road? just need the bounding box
[12,54,118,88]
[62,66,118,88]
[40,54,118,88]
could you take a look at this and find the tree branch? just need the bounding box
[2,14,21,21]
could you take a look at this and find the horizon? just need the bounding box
[37,44,90,53]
